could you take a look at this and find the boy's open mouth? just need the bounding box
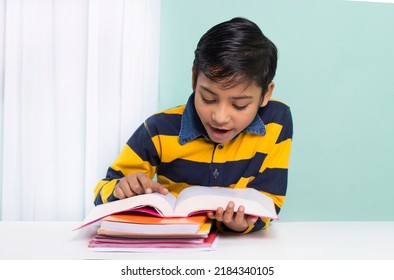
[212,127,230,133]
[210,126,232,141]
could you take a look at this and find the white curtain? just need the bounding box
[0,0,161,221]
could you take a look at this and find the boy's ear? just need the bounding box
[260,82,275,107]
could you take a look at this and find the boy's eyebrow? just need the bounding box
[199,85,253,100]
[232,95,253,100]
[200,85,218,96]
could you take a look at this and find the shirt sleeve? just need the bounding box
[250,107,293,231]
[217,107,293,234]
[93,121,160,205]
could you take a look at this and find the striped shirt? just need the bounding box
[94,93,293,233]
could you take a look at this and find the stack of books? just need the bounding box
[77,186,279,252]
[88,212,218,252]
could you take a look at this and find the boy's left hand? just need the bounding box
[207,201,258,232]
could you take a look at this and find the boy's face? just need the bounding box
[193,72,273,144]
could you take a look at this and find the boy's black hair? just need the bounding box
[193,17,277,94]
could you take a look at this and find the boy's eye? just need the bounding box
[201,96,215,104]
[233,104,248,110]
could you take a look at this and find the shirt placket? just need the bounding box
[210,143,225,186]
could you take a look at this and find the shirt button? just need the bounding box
[213,169,219,178]
[217,144,224,150]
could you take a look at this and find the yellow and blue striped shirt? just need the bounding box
[94,93,293,232]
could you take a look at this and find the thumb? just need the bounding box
[246,215,258,226]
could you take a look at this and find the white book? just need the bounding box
[77,186,278,229]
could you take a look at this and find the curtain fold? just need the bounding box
[0,0,6,220]
[0,0,161,221]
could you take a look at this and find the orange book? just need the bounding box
[103,212,207,225]
[99,213,209,235]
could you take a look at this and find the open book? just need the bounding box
[77,186,278,229]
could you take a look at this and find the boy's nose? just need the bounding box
[212,106,230,124]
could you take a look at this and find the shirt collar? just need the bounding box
[179,93,266,145]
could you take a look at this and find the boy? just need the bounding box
[94,17,293,234]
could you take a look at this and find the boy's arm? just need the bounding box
[216,107,293,234]
[246,107,293,233]
[93,122,161,205]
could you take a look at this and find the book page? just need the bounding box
[76,192,178,229]
[173,186,278,218]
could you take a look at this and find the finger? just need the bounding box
[215,207,224,221]
[117,178,137,197]
[114,183,126,199]
[135,173,169,195]
[128,173,154,195]
[149,180,169,195]
[206,212,215,220]
[234,205,246,225]
[246,215,259,226]
[222,201,235,223]
[136,172,154,194]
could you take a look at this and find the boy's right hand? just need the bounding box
[114,172,169,199]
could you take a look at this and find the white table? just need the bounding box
[0,221,393,260]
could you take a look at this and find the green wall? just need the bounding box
[159,0,394,221]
